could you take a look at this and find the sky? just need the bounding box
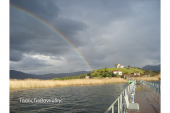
[10,0,160,74]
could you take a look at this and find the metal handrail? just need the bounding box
[139,80,161,104]
[105,80,135,113]
[140,80,160,94]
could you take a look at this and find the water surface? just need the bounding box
[10,83,128,113]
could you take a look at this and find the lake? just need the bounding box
[10,83,128,113]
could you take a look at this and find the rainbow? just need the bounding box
[10,4,93,71]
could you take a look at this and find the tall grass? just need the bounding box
[10,75,160,90]
[131,75,161,81]
[10,78,128,90]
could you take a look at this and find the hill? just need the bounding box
[94,67,144,74]
[79,67,145,79]
[10,70,39,79]
[10,70,91,79]
[142,64,160,71]
[35,71,91,79]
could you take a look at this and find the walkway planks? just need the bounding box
[128,85,160,113]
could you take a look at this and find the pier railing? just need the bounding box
[105,80,135,113]
[140,80,160,94]
[139,80,160,103]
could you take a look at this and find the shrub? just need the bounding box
[123,72,128,74]
[99,76,104,78]
[106,74,112,77]
[80,75,85,79]
[89,74,94,78]
[53,78,60,80]
[114,73,119,77]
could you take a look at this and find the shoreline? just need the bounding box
[10,76,160,90]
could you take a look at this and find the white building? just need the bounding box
[117,64,124,68]
[132,72,140,76]
[113,70,122,75]
[85,76,89,79]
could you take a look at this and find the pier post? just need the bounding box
[131,93,134,103]
[112,105,114,113]
[118,97,120,113]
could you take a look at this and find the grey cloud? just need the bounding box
[51,17,88,47]
[10,1,88,62]
[10,50,24,61]
[10,0,60,21]
[52,17,88,37]
[50,56,63,61]
[10,56,52,70]
[60,0,135,26]
[10,0,160,74]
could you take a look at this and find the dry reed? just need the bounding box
[131,75,161,81]
[10,75,161,90]
[10,78,128,90]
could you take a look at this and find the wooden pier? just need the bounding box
[105,80,161,113]
[129,84,160,113]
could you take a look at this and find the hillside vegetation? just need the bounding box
[96,67,144,74]
[53,67,145,80]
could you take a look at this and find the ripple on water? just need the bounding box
[10,83,128,113]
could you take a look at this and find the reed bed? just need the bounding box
[131,75,161,81]
[10,78,128,90]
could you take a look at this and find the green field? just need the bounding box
[95,67,144,74]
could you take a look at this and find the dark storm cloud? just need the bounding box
[10,0,88,62]
[52,17,88,38]
[10,0,60,21]
[10,0,160,74]
[10,56,52,70]
[10,50,24,61]
[59,0,135,27]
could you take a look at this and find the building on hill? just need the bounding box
[122,74,134,78]
[155,73,160,75]
[131,72,140,76]
[112,70,122,75]
[85,76,89,79]
[117,64,124,68]
[140,74,150,77]
[122,73,150,78]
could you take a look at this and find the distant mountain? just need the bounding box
[141,64,160,71]
[37,71,91,79]
[10,70,39,79]
[10,70,90,80]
